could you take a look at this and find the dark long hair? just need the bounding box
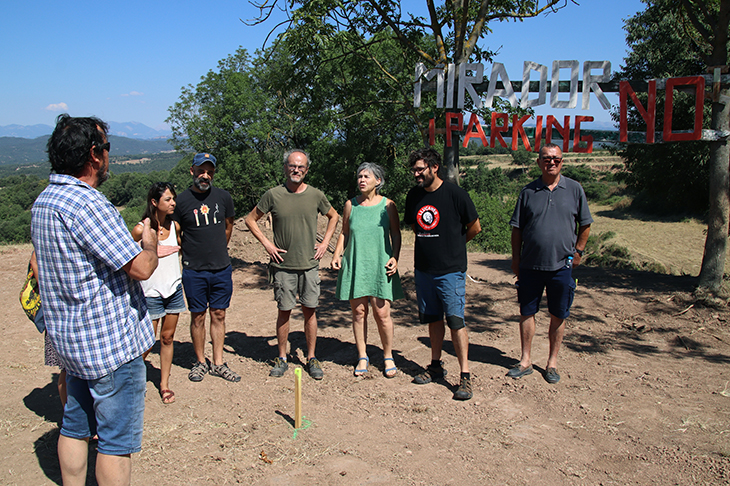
[142,182,176,230]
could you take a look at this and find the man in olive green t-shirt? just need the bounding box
[245,149,339,380]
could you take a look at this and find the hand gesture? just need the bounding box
[385,257,398,276]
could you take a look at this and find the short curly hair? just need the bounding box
[47,114,109,176]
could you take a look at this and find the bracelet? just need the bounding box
[575,249,584,257]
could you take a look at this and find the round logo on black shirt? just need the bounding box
[416,205,439,231]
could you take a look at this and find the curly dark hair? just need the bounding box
[47,114,109,176]
[407,147,441,169]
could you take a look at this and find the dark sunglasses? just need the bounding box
[94,142,111,152]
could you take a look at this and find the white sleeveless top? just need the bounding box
[140,223,182,299]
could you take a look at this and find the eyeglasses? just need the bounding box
[410,166,429,175]
[287,164,307,172]
[541,156,562,164]
[95,142,111,152]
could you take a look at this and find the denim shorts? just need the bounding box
[145,284,186,320]
[415,270,466,329]
[517,266,576,319]
[271,266,320,311]
[182,266,233,313]
[61,356,146,455]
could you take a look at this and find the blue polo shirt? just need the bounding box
[31,174,154,380]
[510,175,593,271]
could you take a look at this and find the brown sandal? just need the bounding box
[160,389,175,404]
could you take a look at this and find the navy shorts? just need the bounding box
[182,266,233,313]
[415,270,466,329]
[517,267,576,319]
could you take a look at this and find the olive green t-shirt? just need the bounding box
[256,184,332,270]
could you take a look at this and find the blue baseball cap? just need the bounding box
[192,153,217,167]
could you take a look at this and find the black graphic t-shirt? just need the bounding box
[173,186,234,271]
[404,181,478,274]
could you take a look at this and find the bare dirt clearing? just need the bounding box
[2,214,729,485]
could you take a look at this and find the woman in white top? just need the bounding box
[132,182,185,404]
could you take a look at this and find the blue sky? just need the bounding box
[0,0,645,129]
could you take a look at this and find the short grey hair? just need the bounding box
[283,149,311,171]
[356,162,385,194]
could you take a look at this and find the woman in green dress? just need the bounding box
[332,162,404,377]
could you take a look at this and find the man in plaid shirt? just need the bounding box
[31,114,159,486]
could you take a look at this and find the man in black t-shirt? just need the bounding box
[174,153,239,383]
[404,148,481,400]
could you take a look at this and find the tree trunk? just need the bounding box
[443,132,460,185]
[698,85,730,291]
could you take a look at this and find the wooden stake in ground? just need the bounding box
[294,367,302,429]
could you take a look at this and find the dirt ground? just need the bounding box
[2,215,730,485]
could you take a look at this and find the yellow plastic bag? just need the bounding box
[19,263,42,330]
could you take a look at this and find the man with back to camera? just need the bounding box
[508,143,592,384]
[32,114,158,485]
[245,149,339,380]
[174,153,239,382]
[404,147,482,401]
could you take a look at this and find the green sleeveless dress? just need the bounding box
[335,196,404,301]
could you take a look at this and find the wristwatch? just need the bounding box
[575,248,584,256]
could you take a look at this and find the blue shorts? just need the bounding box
[145,284,186,320]
[61,356,146,455]
[517,267,576,319]
[182,266,233,313]
[415,270,466,329]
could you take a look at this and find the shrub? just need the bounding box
[467,190,514,254]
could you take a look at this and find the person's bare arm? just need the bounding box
[385,199,401,276]
[30,250,39,279]
[225,217,234,244]
[244,207,286,263]
[314,206,340,261]
[131,222,143,242]
[465,218,481,243]
[573,224,591,266]
[331,201,351,270]
[511,227,522,278]
[123,218,158,280]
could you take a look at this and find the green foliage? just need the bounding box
[511,147,533,166]
[166,30,428,213]
[583,231,634,269]
[560,164,594,184]
[611,0,722,214]
[461,142,510,156]
[0,158,192,243]
[0,175,47,243]
[461,162,509,196]
[467,190,514,254]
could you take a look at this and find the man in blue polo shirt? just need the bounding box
[32,114,158,485]
[509,143,592,384]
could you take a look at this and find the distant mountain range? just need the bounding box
[0,121,172,140]
[0,135,175,166]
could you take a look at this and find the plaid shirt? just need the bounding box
[31,174,154,380]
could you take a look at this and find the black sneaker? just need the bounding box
[269,357,289,377]
[413,361,447,384]
[188,360,208,382]
[307,358,324,380]
[453,376,473,400]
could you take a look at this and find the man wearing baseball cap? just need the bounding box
[174,153,239,382]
